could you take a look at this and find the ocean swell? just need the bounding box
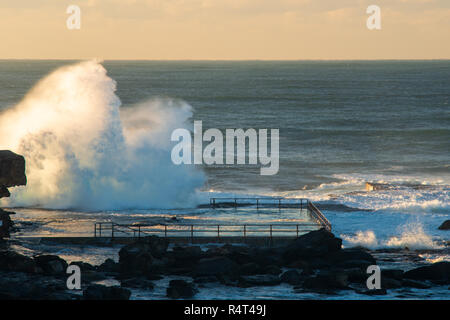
[0,61,204,210]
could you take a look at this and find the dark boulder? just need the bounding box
[0,186,10,198]
[261,265,282,275]
[239,274,281,287]
[339,268,367,284]
[279,269,303,285]
[282,228,342,263]
[70,261,95,272]
[120,277,155,290]
[357,288,387,296]
[118,238,169,276]
[302,272,349,292]
[83,284,131,300]
[97,258,120,273]
[438,220,450,230]
[0,210,14,238]
[403,262,450,284]
[401,279,431,289]
[381,277,402,289]
[193,276,219,284]
[0,251,37,273]
[34,255,68,275]
[0,272,75,300]
[120,236,168,259]
[193,256,238,277]
[0,150,27,190]
[382,269,404,280]
[239,262,262,275]
[326,248,376,269]
[168,246,203,271]
[171,246,203,260]
[166,280,197,299]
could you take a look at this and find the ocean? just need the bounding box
[0,60,449,299]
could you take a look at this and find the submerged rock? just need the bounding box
[438,220,450,230]
[118,237,168,276]
[34,255,68,275]
[403,261,450,284]
[239,274,281,287]
[279,269,303,285]
[326,248,376,269]
[0,271,75,300]
[302,272,350,292]
[166,280,197,299]
[357,288,387,296]
[120,277,155,290]
[98,258,120,273]
[0,251,37,273]
[193,256,238,277]
[83,284,131,300]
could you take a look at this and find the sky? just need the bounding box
[0,0,449,60]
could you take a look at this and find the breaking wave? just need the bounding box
[341,222,444,250]
[0,61,204,210]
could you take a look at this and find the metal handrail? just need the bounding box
[209,197,309,209]
[307,201,332,231]
[210,197,331,231]
[94,222,320,239]
[93,197,332,238]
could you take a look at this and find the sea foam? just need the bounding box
[0,61,204,210]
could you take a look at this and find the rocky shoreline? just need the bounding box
[1,228,449,300]
[0,150,448,299]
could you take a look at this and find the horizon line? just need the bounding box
[1,58,450,62]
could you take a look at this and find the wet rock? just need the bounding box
[193,256,238,277]
[171,246,203,260]
[0,186,10,198]
[0,150,27,191]
[193,276,219,284]
[97,258,120,273]
[239,262,261,275]
[168,246,203,271]
[340,268,367,284]
[119,242,156,276]
[382,269,404,280]
[302,272,349,292]
[327,248,376,269]
[381,277,403,289]
[357,288,387,296]
[166,280,197,299]
[279,269,303,285]
[239,274,281,287]
[224,246,256,265]
[70,261,95,272]
[81,271,109,283]
[0,210,14,238]
[34,255,68,275]
[249,248,282,267]
[401,279,432,289]
[0,251,37,273]
[0,271,76,300]
[438,220,450,230]
[262,265,282,275]
[83,284,131,300]
[119,236,168,264]
[120,277,155,290]
[403,261,450,284]
[282,228,342,263]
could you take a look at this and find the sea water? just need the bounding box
[0,60,449,299]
